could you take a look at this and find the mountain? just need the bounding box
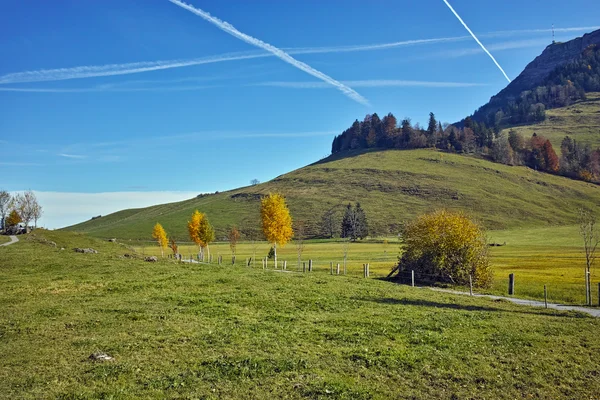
[498,29,600,98]
[65,148,600,240]
[471,29,600,126]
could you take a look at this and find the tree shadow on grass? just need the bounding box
[355,297,590,318]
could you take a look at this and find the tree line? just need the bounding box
[0,190,43,235]
[151,196,371,260]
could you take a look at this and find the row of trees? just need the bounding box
[490,132,600,180]
[331,112,498,156]
[151,194,295,266]
[0,190,43,234]
[332,109,600,183]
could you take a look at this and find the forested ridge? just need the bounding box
[331,44,600,183]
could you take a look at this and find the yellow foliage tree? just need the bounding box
[152,222,168,257]
[187,210,215,261]
[261,193,293,268]
[397,209,492,288]
[6,209,22,228]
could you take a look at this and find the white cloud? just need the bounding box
[13,191,199,229]
[58,153,86,159]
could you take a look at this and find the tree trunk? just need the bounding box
[274,243,277,270]
[206,244,210,262]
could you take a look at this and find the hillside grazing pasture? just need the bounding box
[65,148,600,241]
[2,230,600,399]
[137,225,596,305]
[502,92,600,150]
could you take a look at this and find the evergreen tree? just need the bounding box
[355,202,369,239]
[426,112,437,147]
[341,203,353,239]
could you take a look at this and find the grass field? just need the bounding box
[0,235,11,244]
[133,225,595,306]
[501,92,600,150]
[1,229,600,399]
[65,147,600,241]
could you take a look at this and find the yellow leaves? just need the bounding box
[261,193,293,247]
[187,210,215,248]
[401,209,492,288]
[152,223,168,257]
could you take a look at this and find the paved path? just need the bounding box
[0,236,18,247]
[429,287,600,318]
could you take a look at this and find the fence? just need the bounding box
[164,251,598,307]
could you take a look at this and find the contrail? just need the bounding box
[0,52,267,84]
[442,0,511,83]
[253,80,487,89]
[0,25,595,85]
[167,0,369,106]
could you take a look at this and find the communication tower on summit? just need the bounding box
[552,24,556,44]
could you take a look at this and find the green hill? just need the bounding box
[501,92,600,149]
[65,148,600,240]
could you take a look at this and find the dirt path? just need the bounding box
[429,287,600,318]
[0,236,18,247]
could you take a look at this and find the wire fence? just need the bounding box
[160,251,600,308]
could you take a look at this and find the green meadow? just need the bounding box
[65,147,600,241]
[1,229,600,399]
[502,92,600,149]
[133,224,594,306]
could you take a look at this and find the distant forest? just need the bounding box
[331,44,600,183]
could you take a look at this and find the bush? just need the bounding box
[398,210,492,288]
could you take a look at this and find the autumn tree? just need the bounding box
[0,191,11,232]
[169,238,179,256]
[261,193,293,269]
[152,222,168,257]
[228,226,241,257]
[188,210,215,261]
[6,209,22,232]
[395,210,492,288]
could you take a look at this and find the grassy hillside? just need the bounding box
[66,148,600,240]
[501,92,600,150]
[2,230,600,399]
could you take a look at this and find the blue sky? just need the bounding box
[1,0,599,228]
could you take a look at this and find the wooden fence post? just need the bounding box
[303,262,306,273]
[469,275,473,296]
[330,262,333,275]
[363,264,366,278]
[544,285,548,308]
[283,260,287,270]
[508,273,515,295]
[411,270,415,287]
[336,263,340,275]
[367,263,370,277]
[232,256,236,265]
[308,260,313,272]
